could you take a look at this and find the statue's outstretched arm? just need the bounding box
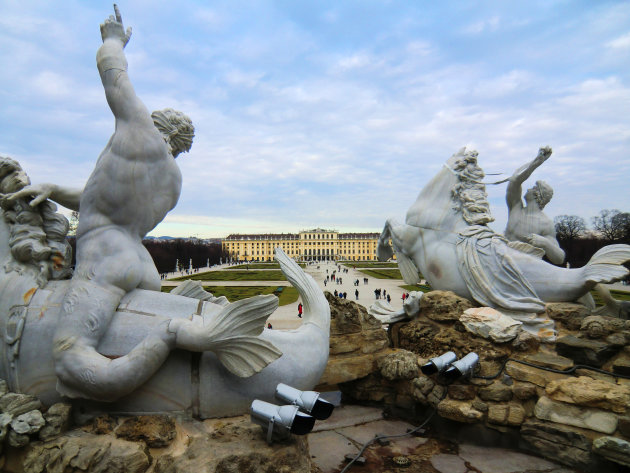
[96,5,152,127]
[506,146,552,209]
[3,183,82,211]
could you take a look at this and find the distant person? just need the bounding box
[297,302,303,318]
[355,289,359,300]
[267,323,272,329]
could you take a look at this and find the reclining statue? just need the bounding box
[0,6,331,417]
[377,147,630,338]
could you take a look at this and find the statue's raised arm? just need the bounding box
[505,146,552,210]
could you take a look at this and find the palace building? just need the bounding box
[222,228,381,262]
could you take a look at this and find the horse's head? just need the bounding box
[406,147,494,232]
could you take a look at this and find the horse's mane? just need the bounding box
[448,148,494,226]
[0,156,73,287]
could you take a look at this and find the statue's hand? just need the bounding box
[536,146,552,163]
[527,234,547,249]
[3,183,55,207]
[100,4,132,47]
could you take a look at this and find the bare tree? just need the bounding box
[592,209,630,241]
[554,215,586,240]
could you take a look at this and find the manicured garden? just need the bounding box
[172,270,287,281]
[162,285,299,306]
[358,268,405,280]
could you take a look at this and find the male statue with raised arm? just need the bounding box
[504,146,566,265]
[6,6,280,401]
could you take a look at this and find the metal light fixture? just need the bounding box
[443,352,479,380]
[420,351,458,375]
[250,400,315,445]
[275,383,335,420]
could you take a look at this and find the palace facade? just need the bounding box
[222,228,380,261]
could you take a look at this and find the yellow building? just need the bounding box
[222,228,380,262]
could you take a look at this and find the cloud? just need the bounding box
[463,15,500,35]
[607,32,630,49]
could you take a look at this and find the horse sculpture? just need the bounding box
[378,148,630,335]
[0,161,330,418]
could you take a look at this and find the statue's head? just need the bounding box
[151,108,195,158]
[0,156,30,194]
[526,180,553,209]
[0,157,73,286]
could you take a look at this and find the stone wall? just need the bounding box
[332,290,630,471]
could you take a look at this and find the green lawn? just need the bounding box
[162,285,299,306]
[591,288,630,306]
[172,270,287,281]
[345,262,400,268]
[227,263,305,269]
[359,269,404,280]
[400,284,433,293]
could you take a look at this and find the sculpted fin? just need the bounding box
[204,295,282,377]
[583,244,630,285]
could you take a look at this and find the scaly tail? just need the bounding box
[275,247,330,333]
[204,295,282,377]
[583,244,630,285]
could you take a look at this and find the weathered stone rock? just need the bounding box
[39,403,72,441]
[411,376,434,402]
[327,292,381,335]
[486,403,525,426]
[612,356,630,378]
[447,384,476,401]
[505,361,564,387]
[487,404,509,425]
[513,382,537,401]
[8,430,29,448]
[511,330,540,352]
[339,372,395,403]
[22,433,150,473]
[618,416,630,438]
[0,412,11,444]
[523,352,573,371]
[377,350,418,380]
[605,332,626,347]
[555,335,619,367]
[546,303,591,330]
[545,376,630,414]
[427,385,446,407]
[115,415,176,448]
[592,436,630,467]
[420,290,475,322]
[0,393,41,417]
[534,396,617,434]
[437,399,484,423]
[10,410,44,435]
[506,403,526,425]
[91,414,118,435]
[0,379,8,396]
[318,354,378,386]
[155,416,312,473]
[460,307,521,343]
[478,382,512,402]
[581,315,629,339]
[330,330,389,355]
[520,419,593,467]
[472,399,488,412]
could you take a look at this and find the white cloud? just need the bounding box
[607,32,630,49]
[464,15,500,35]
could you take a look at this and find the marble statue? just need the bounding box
[504,147,565,265]
[368,291,423,324]
[0,6,331,418]
[503,148,629,319]
[377,147,630,338]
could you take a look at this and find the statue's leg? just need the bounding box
[52,232,176,402]
[377,220,394,261]
[52,279,176,401]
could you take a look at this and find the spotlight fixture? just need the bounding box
[275,383,335,420]
[420,351,457,375]
[250,400,315,444]
[443,352,479,380]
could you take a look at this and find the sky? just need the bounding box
[1,1,629,238]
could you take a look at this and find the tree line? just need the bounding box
[554,209,630,267]
[67,237,227,274]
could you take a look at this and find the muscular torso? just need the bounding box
[505,203,554,243]
[77,123,181,240]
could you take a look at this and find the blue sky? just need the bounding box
[1,1,629,238]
